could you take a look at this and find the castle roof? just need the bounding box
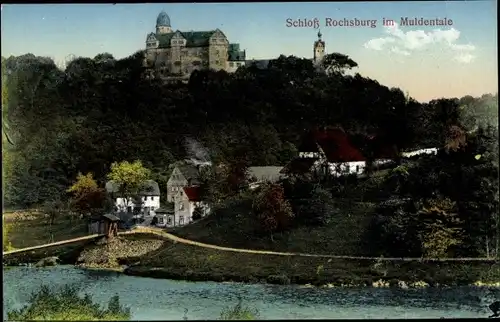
[156,11,171,28]
[155,31,218,48]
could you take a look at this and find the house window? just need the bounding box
[167,216,173,225]
[179,203,184,210]
[230,62,234,67]
[150,196,154,201]
[158,216,164,224]
[151,207,155,211]
[179,216,184,225]
[215,60,220,64]
[356,165,360,172]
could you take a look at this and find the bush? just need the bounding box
[192,206,203,221]
[219,298,259,320]
[7,285,131,321]
[281,177,336,227]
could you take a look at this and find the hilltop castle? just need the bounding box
[144,11,326,79]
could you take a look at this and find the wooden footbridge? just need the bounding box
[2,234,105,256]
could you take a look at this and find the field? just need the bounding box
[3,210,88,250]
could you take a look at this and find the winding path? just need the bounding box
[126,226,498,262]
[3,225,499,263]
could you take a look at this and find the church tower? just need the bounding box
[313,30,325,63]
[156,11,172,34]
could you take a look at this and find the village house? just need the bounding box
[105,180,161,214]
[166,161,210,202]
[170,186,210,226]
[281,128,395,177]
[152,203,175,228]
[281,128,439,177]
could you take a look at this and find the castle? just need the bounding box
[144,11,326,79]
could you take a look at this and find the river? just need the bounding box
[3,266,499,319]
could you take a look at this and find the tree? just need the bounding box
[252,183,294,241]
[321,53,358,75]
[67,172,107,217]
[192,206,203,221]
[282,177,336,227]
[106,160,151,209]
[417,197,464,258]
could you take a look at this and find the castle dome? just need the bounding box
[156,11,171,27]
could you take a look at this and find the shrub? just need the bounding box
[219,298,259,320]
[7,285,131,321]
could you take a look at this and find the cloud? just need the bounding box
[454,53,475,63]
[390,47,410,56]
[363,22,476,63]
[364,37,395,50]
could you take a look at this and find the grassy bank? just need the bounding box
[170,199,376,256]
[77,233,500,287]
[3,210,88,249]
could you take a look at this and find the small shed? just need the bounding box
[102,213,119,238]
[88,213,120,238]
[153,204,175,227]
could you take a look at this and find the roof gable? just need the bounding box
[177,164,201,184]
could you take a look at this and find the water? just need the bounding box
[3,266,498,319]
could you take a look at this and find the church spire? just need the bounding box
[317,29,322,40]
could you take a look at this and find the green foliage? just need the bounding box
[68,172,99,196]
[282,177,337,227]
[107,160,151,201]
[3,219,14,251]
[219,299,259,320]
[2,52,498,260]
[252,183,294,239]
[6,285,131,321]
[417,198,464,258]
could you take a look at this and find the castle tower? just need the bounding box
[313,30,325,63]
[156,11,172,34]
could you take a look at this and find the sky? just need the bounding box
[1,1,497,102]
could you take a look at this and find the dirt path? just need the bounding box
[2,234,103,256]
[128,227,497,262]
[3,225,498,263]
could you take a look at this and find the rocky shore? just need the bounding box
[77,237,164,269]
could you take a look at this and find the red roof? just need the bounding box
[301,129,367,162]
[183,186,200,202]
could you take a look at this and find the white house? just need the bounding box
[282,128,399,177]
[105,180,161,214]
[166,186,210,227]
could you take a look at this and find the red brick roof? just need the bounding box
[301,129,367,162]
[183,186,200,202]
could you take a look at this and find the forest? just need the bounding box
[2,51,498,258]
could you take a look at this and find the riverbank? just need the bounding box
[74,233,500,288]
